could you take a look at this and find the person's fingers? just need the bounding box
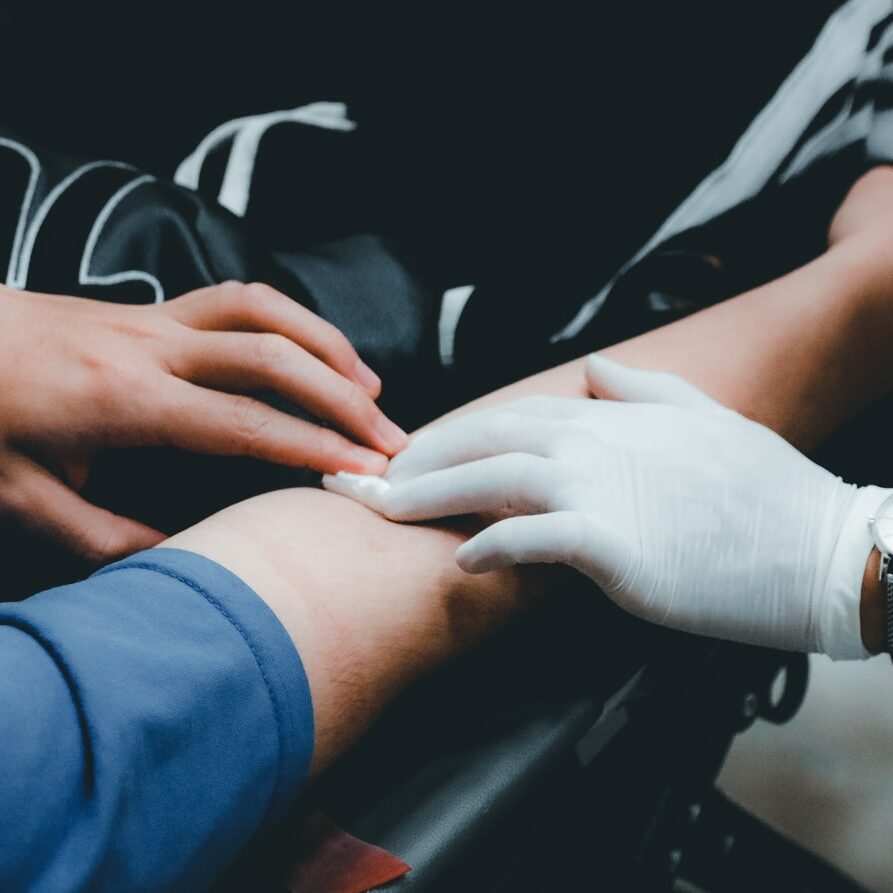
[161,281,382,396]
[153,380,389,475]
[170,330,406,455]
[386,410,567,483]
[60,458,90,492]
[459,509,648,620]
[585,354,723,410]
[379,453,573,522]
[0,454,163,564]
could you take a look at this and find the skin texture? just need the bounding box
[166,488,533,771]
[167,167,893,773]
[0,281,406,563]
[861,548,886,654]
[446,221,893,453]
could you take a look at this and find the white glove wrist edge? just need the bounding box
[819,484,892,660]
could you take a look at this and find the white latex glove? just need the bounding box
[325,356,891,659]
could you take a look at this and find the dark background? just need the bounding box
[0,2,844,296]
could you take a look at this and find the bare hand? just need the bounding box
[0,281,406,562]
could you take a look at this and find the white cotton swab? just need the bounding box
[322,471,391,514]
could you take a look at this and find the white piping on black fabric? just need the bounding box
[0,137,41,288]
[868,106,893,157]
[780,16,893,181]
[782,106,876,182]
[550,0,892,344]
[13,160,136,290]
[79,174,164,303]
[174,101,357,217]
[438,284,475,367]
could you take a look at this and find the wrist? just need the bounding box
[820,485,892,659]
[860,547,887,654]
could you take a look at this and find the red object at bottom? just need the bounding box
[285,810,411,893]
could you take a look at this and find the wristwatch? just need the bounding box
[868,491,893,655]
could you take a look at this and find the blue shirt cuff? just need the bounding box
[93,547,314,826]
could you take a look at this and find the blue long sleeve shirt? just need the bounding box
[0,547,314,892]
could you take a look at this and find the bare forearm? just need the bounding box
[166,488,535,772]
[239,245,892,770]
[180,174,893,771]
[295,258,891,766]
[438,232,893,451]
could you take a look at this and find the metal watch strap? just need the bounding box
[885,554,893,659]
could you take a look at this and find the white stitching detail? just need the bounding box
[174,101,356,217]
[78,174,164,303]
[550,0,891,343]
[14,160,135,289]
[0,137,41,287]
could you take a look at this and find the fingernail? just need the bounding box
[354,358,382,394]
[345,445,389,474]
[374,415,409,453]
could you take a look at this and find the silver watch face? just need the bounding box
[870,493,893,555]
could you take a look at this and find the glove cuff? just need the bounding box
[819,484,892,660]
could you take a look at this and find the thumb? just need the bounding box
[2,454,164,565]
[585,354,723,410]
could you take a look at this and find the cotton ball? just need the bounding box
[322,471,391,513]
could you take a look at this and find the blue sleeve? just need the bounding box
[0,547,314,892]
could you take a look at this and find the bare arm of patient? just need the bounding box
[447,167,893,452]
[167,167,893,773]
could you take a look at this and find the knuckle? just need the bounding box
[229,396,271,446]
[313,426,344,460]
[216,280,249,307]
[317,319,353,354]
[309,427,354,471]
[246,281,285,309]
[341,381,370,420]
[288,302,355,363]
[213,280,277,318]
[327,333,358,370]
[81,357,127,408]
[255,333,292,372]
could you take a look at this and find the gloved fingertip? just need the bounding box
[584,353,628,398]
[455,542,488,574]
[585,352,617,376]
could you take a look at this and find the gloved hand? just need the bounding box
[325,355,890,659]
